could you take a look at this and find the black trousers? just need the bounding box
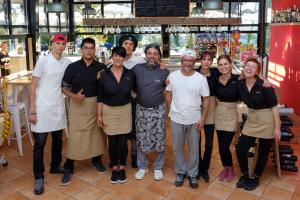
[64,155,102,173]
[236,134,273,177]
[108,134,128,166]
[33,130,63,179]
[198,124,215,172]
[216,130,235,167]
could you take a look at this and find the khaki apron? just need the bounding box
[214,101,238,132]
[66,97,105,160]
[242,108,275,139]
[204,96,216,125]
[102,103,132,135]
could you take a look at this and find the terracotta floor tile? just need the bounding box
[32,188,69,200]
[1,191,29,200]
[195,193,220,200]
[146,179,176,197]
[262,186,293,200]
[259,171,274,185]
[132,189,164,200]
[18,183,54,200]
[53,177,89,196]
[127,172,155,188]
[108,183,143,200]
[77,168,106,184]
[92,175,119,193]
[167,186,201,200]
[99,194,123,200]
[294,183,300,195]
[7,174,33,191]
[0,166,25,183]
[0,184,18,200]
[270,177,297,192]
[203,182,234,200]
[228,190,259,200]
[71,185,107,200]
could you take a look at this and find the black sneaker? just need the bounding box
[111,170,118,184]
[236,173,249,188]
[174,173,186,187]
[61,169,72,186]
[201,171,210,182]
[131,154,138,168]
[244,176,260,191]
[118,169,127,183]
[93,161,107,173]
[188,176,198,189]
[50,166,65,174]
[34,178,44,195]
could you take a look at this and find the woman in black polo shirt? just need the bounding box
[97,46,135,184]
[214,54,240,182]
[235,57,281,191]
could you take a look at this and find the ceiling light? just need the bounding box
[203,0,223,10]
[46,1,67,13]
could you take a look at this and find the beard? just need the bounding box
[147,60,159,68]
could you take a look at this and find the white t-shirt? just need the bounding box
[31,54,71,132]
[166,70,210,125]
[123,55,145,70]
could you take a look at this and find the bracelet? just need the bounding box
[29,112,37,115]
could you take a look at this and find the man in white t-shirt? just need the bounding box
[29,34,71,195]
[165,50,210,189]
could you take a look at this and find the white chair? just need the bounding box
[7,85,33,156]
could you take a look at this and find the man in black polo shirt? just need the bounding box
[61,38,107,185]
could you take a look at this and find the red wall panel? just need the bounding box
[269,0,300,114]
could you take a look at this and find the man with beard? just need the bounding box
[133,44,169,181]
[165,50,210,189]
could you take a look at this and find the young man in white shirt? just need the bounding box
[29,34,71,195]
[165,50,210,189]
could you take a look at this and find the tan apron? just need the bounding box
[204,96,216,125]
[102,103,132,135]
[214,101,238,132]
[66,97,106,160]
[242,108,275,139]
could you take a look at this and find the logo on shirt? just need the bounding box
[154,79,161,83]
[255,91,261,94]
[125,77,131,80]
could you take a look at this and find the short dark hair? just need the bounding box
[118,34,138,51]
[81,37,95,48]
[200,51,214,60]
[112,46,126,58]
[145,43,162,57]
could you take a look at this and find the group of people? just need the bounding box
[29,33,280,195]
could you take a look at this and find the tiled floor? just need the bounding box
[1,115,300,200]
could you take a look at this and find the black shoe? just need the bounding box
[244,176,260,191]
[236,173,249,188]
[111,170,118,184]
[61,169,72,186]
[175,173,186,187]
[188,176,198,189]
[50,166,65,174]
[93,161,107,173]
[201,171,210,182]
[131,154,138,168]
[118,169,127,183]
[34,178,44,195]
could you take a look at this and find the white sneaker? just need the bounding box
[135,169,148,180]
[154,170,163,181]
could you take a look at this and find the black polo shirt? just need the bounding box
[97,67,135,106]
[0,51,10,65]
[62,58,106,97]
[238,78,277,109]
[215,74,240,102]
[195,66,220,96]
